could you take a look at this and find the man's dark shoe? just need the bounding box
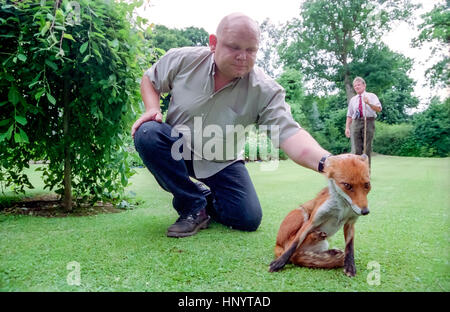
[166,209,210,238]
[194,181,218,221]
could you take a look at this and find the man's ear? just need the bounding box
[209,34,217,52]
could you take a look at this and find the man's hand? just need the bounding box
[131,109,163,138]
[345,128,351,138]
[363,96,369,104]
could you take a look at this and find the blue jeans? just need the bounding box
[134,121,262,231]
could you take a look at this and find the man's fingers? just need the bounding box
[131,121,141,138]
[154,112,163,123]
[131,112,162,138]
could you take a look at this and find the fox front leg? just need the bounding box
[343,222,356,277]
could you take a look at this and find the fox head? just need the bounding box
[324,154,371,216]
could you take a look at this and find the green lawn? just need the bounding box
[1,155,449,291]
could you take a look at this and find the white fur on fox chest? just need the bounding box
[312,180,359,237]
[314,199,355,237]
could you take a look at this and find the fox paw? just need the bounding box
[269,258,287,272]
[310,230,327,241]
[344,265,356,277]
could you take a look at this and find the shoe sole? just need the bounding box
[166,217,210,238]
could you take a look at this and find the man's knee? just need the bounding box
[241,210,262,231]
[221,202,262,232]
[134,121,167,153]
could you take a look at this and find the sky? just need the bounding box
[136,0,447,109]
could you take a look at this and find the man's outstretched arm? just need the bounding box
[280,129,330,172]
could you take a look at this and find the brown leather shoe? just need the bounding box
[166,209,210,238]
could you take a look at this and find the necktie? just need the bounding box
[359,95,363,118]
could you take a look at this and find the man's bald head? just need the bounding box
[216,13,260,42]
[209,13,260,81]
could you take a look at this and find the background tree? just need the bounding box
[256,18,283,78]
[145,24,208,113]
[149,24,208,52]
[0,0,153,210]
[412,0,449,89]
[276,68,306,126]
[279,0,418,102]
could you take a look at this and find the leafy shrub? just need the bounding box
[373,122,415,156]
[373,97,449,158]
[410,98,449,157]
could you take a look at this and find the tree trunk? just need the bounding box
[63,77,72,211]
[343,68,356,104]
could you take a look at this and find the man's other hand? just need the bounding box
[131,109,163,138]
[345,128,351,138]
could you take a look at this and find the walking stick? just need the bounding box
[363,115,367,155]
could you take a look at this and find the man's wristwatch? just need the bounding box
[318,154,332,173]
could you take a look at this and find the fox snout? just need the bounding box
[361,207,370,215]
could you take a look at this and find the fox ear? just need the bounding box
[360,154,369,163]
[324,156,335,178]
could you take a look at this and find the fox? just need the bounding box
[269,153,371,277]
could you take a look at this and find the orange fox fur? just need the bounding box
[269,154,371,277]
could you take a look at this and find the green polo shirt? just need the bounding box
[145,47,300,178]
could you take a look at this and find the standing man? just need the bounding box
[132,13,331,238]
[345,77,382,167]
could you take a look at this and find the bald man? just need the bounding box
[132,13,331,238]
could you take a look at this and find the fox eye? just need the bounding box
[364,182,371,189]
[342,183,352,191]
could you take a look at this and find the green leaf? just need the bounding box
[19,128,29,143]
[0,118,10,127]
[81,54,90,63]
[46,93,56,105]
[4,74,14,82]
[41,21,50,36]
[8,86,20,105]
[35,89,45,101]
[54,25,66,31]
[45,59,58,71]
[28,72,42,88]
[80,41,89,54]
[6,124,13,140]
[121,174,128,187]
[0,133,6,143]
[0,101,7,107]
[92,31,105,39]
[63,33,76,41]
[15,115,27,126]
[14,131,22,143]
[28,80,40,88]
[17,54,27,62]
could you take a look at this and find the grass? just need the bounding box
[0,155,449,291]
